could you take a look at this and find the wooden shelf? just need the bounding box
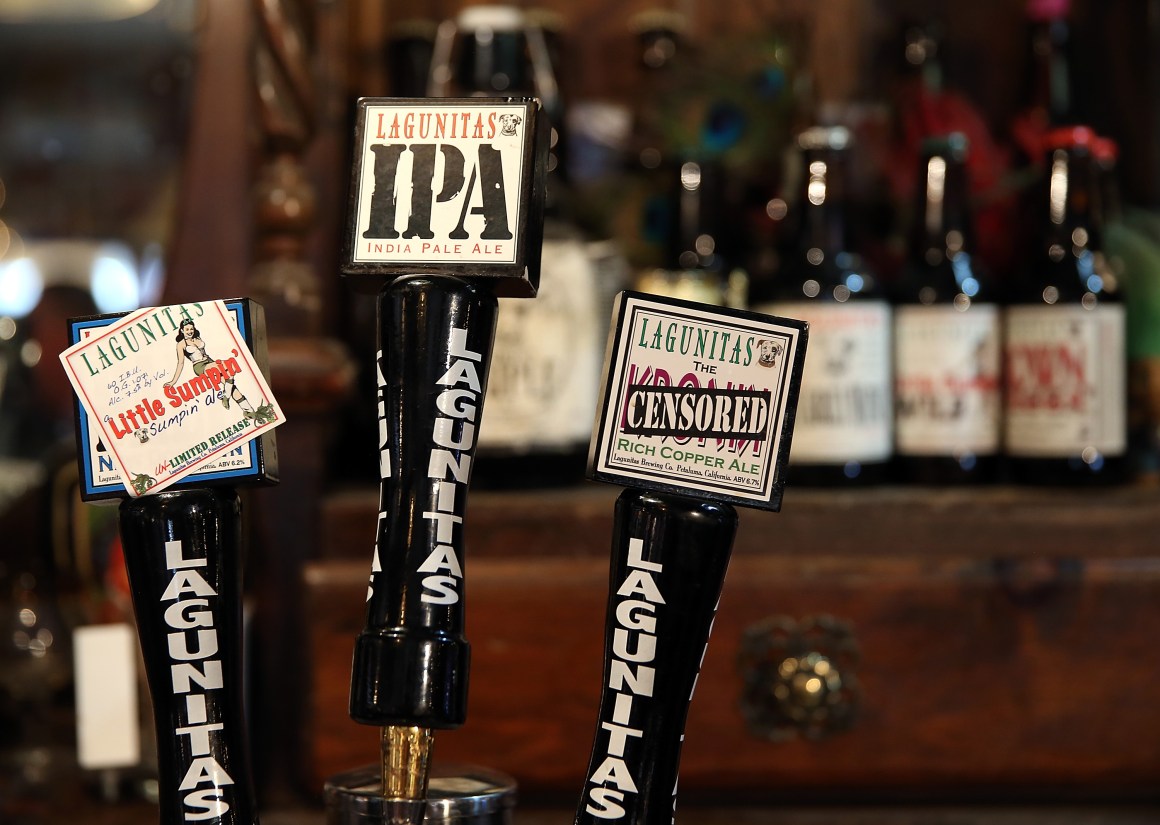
[320,482,1160,562]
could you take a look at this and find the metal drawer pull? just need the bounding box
[738,615,861,741]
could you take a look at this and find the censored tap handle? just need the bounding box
[575,487,737,825]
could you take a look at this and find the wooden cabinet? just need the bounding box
[301,484,1160,803]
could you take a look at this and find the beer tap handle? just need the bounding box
[575,290,809,825]
[575,489,736,825]
[348,274,497,819]
[340,96,547,825]
[63,298,280,825]
[119,487,259,824]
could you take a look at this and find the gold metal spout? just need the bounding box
[380,725,434,824]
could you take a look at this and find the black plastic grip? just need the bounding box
[349,274,498,728]
[575,488,737,825]
[119,487,258,825]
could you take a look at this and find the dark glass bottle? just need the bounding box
[431,5,603,487]
[1004,126,1128,484]
[619,10,688,270]
[893,134,1002,483]
[386,18,436,98]
[749,126,893,485]
[635,157,728,305]
[1012,0,1075,161]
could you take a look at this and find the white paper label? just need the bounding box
[755,300,892,463]
[59,301,285,496]
[351,102,529,267]
[74,623,140,770]
[895,304,1001,455]
[1005,303,1127,456]
[591,294,805,506]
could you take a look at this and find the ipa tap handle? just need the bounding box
[349,275,497,730]
[340,96,547,824]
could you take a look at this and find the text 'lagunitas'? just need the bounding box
[161,538,235,821]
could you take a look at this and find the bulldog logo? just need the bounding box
[498,114,522,136]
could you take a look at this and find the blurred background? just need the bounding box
[1,0,1160,822]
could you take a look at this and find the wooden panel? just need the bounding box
[320,484,1160,562]
[302,553,1160,802]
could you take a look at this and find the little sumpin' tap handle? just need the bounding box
[119,488,257,825]
[340,96,548,823]
[576,291,808,825]
[62,299,280,825]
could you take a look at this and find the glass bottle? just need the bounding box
[893,134,1002,483]
[749,126,893,485]
[430,5,604,487]
[619,10,688,271]
[1011,0,1075,162]
[1004,126,1128,484]
[634,157,728,305]
[386,18,436,98]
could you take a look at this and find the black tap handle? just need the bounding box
[349,274,498,728]
[575,487,737,825]
[119,487,258,825]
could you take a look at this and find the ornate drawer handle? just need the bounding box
[737,615,861,741]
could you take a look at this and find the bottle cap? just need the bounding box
[1042,125,1096,152]
[1026,0,1070,22]
[1092,135,1119,164]
[324,763,516,824]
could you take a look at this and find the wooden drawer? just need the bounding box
[301,486,1160,803]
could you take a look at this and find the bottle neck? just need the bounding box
[793,147,852,259]
[667,159,725,272]
[908,150,973,262]
[1039,147,1102,250]
[454,27,534,96]
[1026,12,1072,124]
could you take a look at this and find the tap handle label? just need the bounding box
[589,292,808,512]
[63,298,280,502]
[341,97,548,298]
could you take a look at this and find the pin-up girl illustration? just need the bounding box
[164,318,256,418]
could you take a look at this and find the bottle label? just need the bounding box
[895,305,1001,455]
[1005,304,1127,456]
[478,236,602,451]
[755,301,893,463]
